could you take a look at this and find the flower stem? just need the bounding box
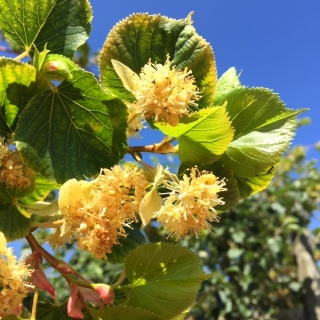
[128,136,177,155]
[14,50,29,61]
[31,220,64,229]
[30,287,39,320]
[25,232,84,279]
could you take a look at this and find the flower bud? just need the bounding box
[92,283,115,305]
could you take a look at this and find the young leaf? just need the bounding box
[0,0,92,57]
[155,104,234,164]
[15,68,128,183]
[33,43,51,70]
[124,243,210,319]
[0,58,51,134]
[91,305,164,320]
[99,13,216,108]
[40,54,80,81]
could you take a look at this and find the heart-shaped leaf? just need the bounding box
[15,67,128,183]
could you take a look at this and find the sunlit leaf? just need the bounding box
[214,67,241,101]
[235,168,276,199]
[222,120,295,178]
[125,243,210,319]
[213,87,306,139]
[15,68,128,183]
[40,54,80,81]
[99,13,216,108]
[155,105,234,164]
[0,58,50,134]
[0,0,92,57]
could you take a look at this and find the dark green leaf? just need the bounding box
[0,202,31,241]
[91,305,164,320]
[15,68,128,183]
[107,226,147,263]
[36,301,91,320]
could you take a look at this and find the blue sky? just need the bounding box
[89,0,320,161]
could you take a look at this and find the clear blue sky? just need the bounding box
[89,0,320,161]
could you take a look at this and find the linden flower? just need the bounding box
[133,55,200,126]
[154,167,227,239]
[112,55,200,137]
[48,165,148,259]
[0,145,34,190]
[0,232,32,318]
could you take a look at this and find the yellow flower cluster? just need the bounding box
[49,166,148,259]
[154,167,226,239]
[0,232,31,318]
[132,55,200,127]
[0,137,33,190]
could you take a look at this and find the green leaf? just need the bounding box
[91,305,164,320]
[155,105,234,164]
[213,87,306,139]
[235,169,275,199]
[40,54,80,81]
[0,178,35,240]
[124,243,210,319]
[214,67,241,101]
[0,202,31,241]
[19,175,60,206]
[0,58,50,134]
[107,226,147,264]
[15,68,128,183]
[36,301,91,320]
[33,43,50,70]
[99,13,217,108]
[221,120,296,178]
[227,248,244,259]
[0,0,92,58]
